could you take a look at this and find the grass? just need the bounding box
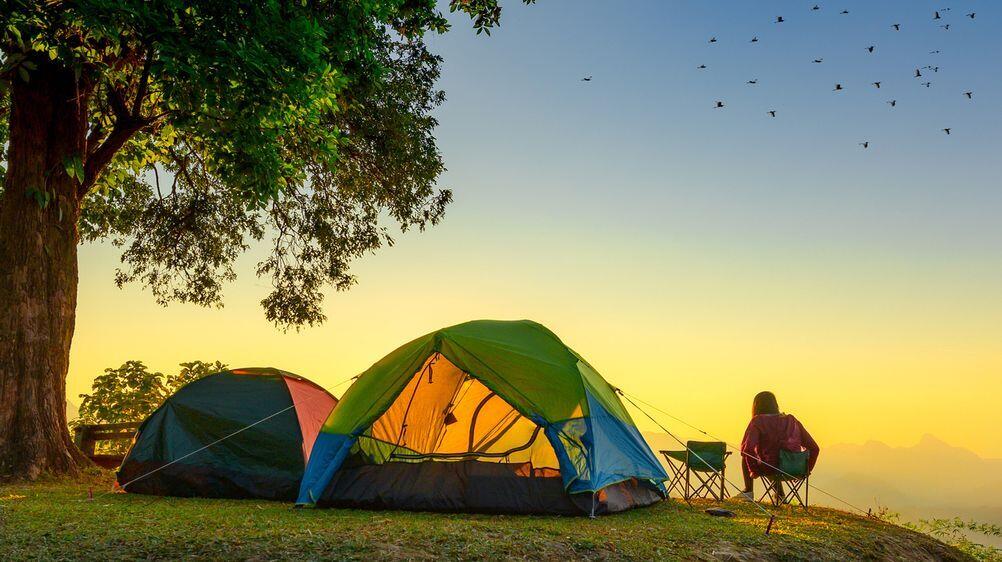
[0,472,970,561]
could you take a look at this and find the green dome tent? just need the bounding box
[118,368,336,501]
[298,320,667,514]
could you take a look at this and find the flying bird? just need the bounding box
[867,46,875,53]
[967,12,975,19]
[860,141,869,148]
[915,68,922,77]
[715,101,725,108]
[872,82,881,88]
[776,16,785,23]
[581,76,592,82]
[768,110,777,117]
[750,36,759,43]
[892,23,901,31]
[841,10,849,14]
[834,83,843,91]
[747,79,758,84]
[697,64,707,69]
[812,5,821,10]
[709,37,717,43]
[887,100,897,107]
[813,58,824,63]
[934,11,941,19]
[921,81,932,87]
[929,50,941,54]
[943,128,951,135]
[941,24,951,30]
[964,91,973,99]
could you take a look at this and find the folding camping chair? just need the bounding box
[758,449,811,507]
[660,441,731,502]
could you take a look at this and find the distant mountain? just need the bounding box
[644,432,1002,546]
[817,435,1002,526]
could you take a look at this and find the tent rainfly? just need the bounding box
[298,320,668,515]
[118,368,336,501]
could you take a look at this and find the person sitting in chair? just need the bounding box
[738,391,819,501]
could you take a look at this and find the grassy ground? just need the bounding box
[0,472,970,561]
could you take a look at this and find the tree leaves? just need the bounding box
[74,359,227,453]
[5,0,531,329]
[63,155,84,184]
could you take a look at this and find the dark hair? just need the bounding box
[752,391,780,416]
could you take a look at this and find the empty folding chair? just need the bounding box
[660,449,688,498]
[660,441,730,502]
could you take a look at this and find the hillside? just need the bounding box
[0,473,969,561]
[643,432,1002,547]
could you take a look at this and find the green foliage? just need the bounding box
[904,519,1001,561]
[76,361,168,426]
[164,360,228,393]
[876,507,1001,560]
[62,155,84,184]
[75,359,226,453]
[1,0,532,329]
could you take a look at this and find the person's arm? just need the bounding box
[741,420,761,475]
[799,421,820,472]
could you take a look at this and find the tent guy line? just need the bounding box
[83,321,846,521]
[112,403,297,495]
[83,374,359,503]
[85,371,842,520]
[618,389,873,519]
[615,391,777,529]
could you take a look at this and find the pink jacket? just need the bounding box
[740,413,819,478]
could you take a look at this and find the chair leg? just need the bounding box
[720,465,727,500]
[785,477,808,508]
[663,458,686,498]
[757,477,774,504]
[684,465,692,506]
[691,471,716,499]
[765,478,781,506]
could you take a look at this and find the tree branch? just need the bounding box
[132,49,153,118]
[79,73,158,196]
[79,122,143,197]
[107,86,130,120]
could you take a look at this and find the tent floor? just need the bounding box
[317,459,663,515]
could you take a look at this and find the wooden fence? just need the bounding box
[73,422,140,469]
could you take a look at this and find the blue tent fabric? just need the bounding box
[581,393,668,492]
[298,432,354,504]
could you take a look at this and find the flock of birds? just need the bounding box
[582,5,980,148]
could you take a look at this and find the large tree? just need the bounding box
[0,0,531,479]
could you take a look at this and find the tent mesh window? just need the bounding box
[353,354,561,477]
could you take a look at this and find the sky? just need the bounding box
[69,0,1002,459]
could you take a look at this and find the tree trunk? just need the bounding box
[0,63,92,479]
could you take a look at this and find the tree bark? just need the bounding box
[0,63,92,479]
